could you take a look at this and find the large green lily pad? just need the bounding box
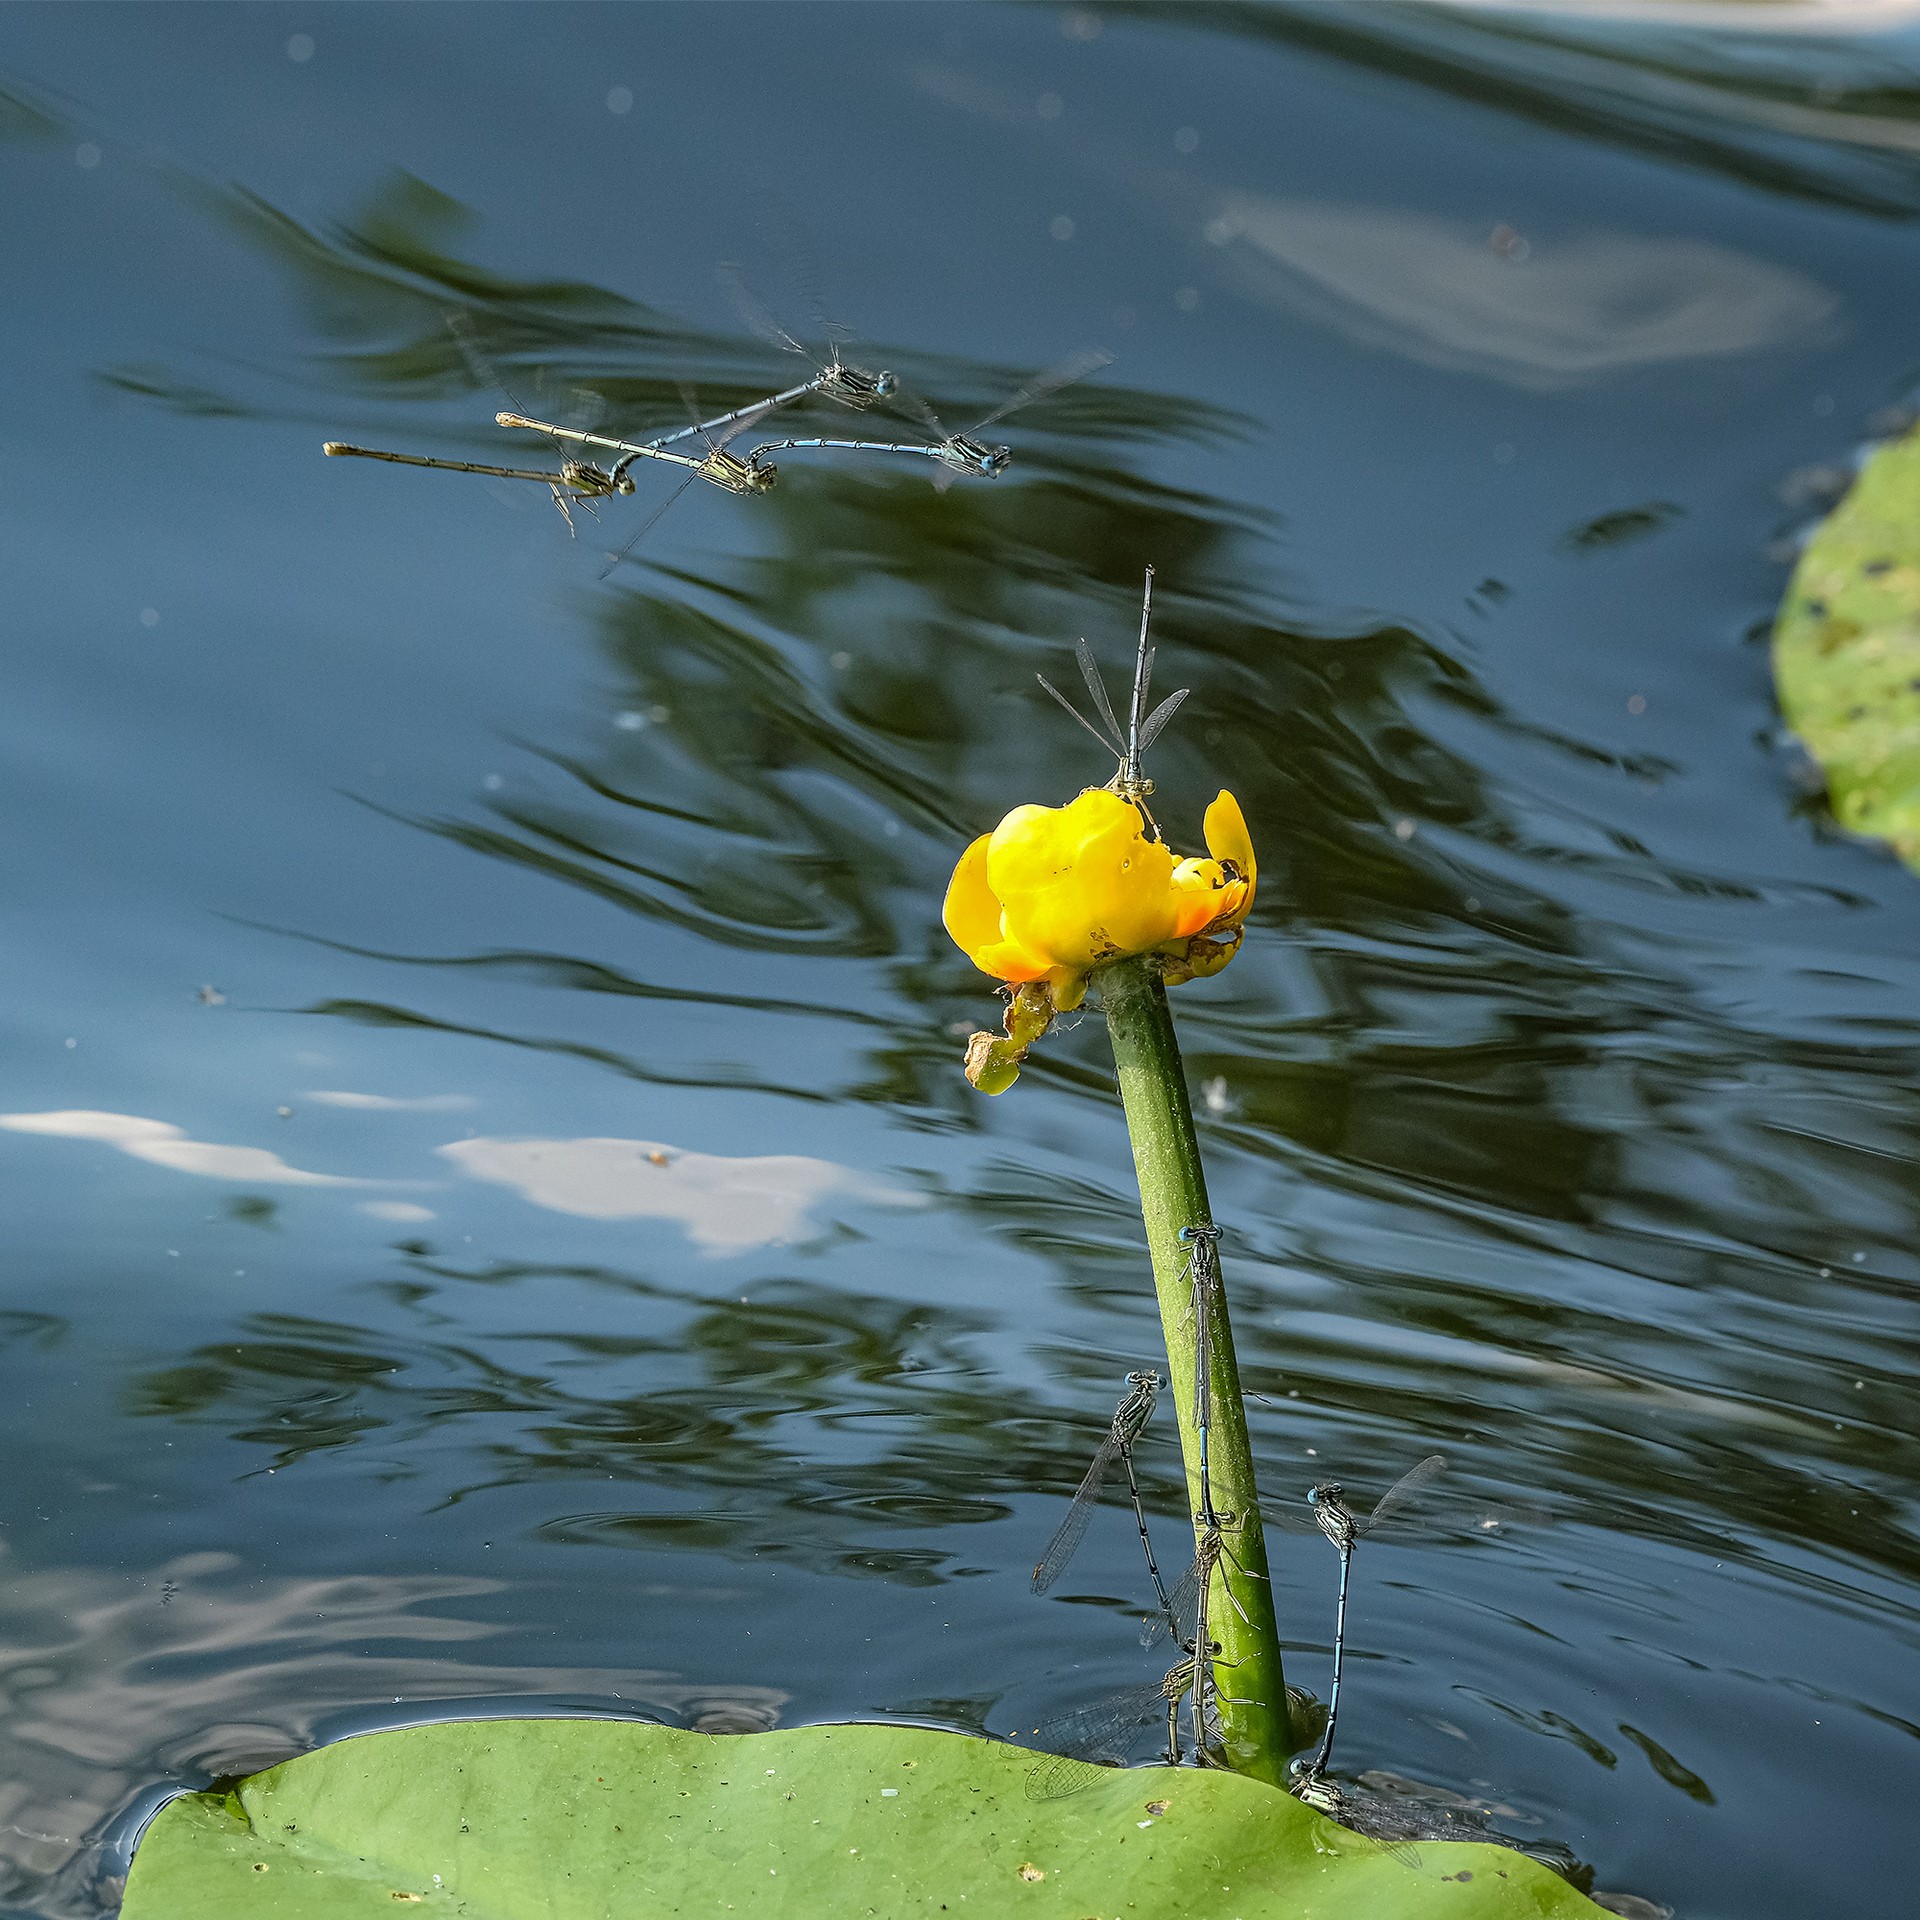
[1774,425,1920,874]
[123,1718,1602,1917]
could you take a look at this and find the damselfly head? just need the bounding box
[1307,1482,1345,1510]
[821,362,896,407]
[936,434,1011,477]
[561,461,629,497]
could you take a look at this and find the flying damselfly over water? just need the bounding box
[716,260,898,416]
[322,312,650,534]
[324,311,784,540]
[744,346,1114,484]
[319,436,634,532]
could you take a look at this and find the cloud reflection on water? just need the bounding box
[1209,199,1840,386]
[0,1112,369,1188]
[439,1136,922,1254]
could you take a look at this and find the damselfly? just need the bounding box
[1037,567,1189,836]
[320,438,632,532]
[492,404,779,497]
[324,312,640,533]
[1030,1370,1175,1636]
[1021,1654,1198,1802]
[717,261,898,416]
[1292,1767,1560,1875]
[744,346,1114,484]
[1291,1772,1426,1871]
[1297,1454,1450,1786]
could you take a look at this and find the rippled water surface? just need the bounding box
[4,5,1920,1914]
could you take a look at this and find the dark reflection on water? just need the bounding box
[4,4,1920,1917]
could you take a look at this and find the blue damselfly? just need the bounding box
[745,347,1114,483]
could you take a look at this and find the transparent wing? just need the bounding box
[1140,1550,1203,1650]
[1135,688,1190,756]
[889,381,950,446]
[598,471,699,580]
[1038,676,1123,757]
[1031,1428,1123,1596]
[1074,639,1125,748]
[1022,1678,1181,1801]
[447,309,577,466]
[711,396,784,453]
[967,346,1114,435]
[718,260,810,361]
[1357,1454,1449,1538]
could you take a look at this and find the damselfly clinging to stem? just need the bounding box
[1037,566,1189,838]
[1022,1654,1200,1802]
[1128,1224,1262,1763]
[745,346,1114,484]
[1030,1370,1175,1638]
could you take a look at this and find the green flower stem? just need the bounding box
[1098,953,1293,1784]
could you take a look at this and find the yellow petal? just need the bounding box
[1204,791,1256,907]
[942,835,1002,956]
[989,789,1184,970]
[1047,966,1088,1012]
[944,831,1051,981]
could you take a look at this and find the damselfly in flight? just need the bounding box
[492,403,780,498]
[324,312,648,533]
[744,346,1114,484]
[320,437,633,532]
[717,261,898,417]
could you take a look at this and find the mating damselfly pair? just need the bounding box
[323,307,1111,572]
[1020,1219,1541,1832]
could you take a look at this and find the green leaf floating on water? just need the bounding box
[1774,424,1920,874]
[122,1719,1605,1918]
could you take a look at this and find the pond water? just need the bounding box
[3,4,1919,1914]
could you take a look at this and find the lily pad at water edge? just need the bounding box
[1773,425,1920,875]
[121,1718,1603,1918]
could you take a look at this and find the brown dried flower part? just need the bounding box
[962,981,1059,1094]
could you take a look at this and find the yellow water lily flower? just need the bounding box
[943,788,1256,1090]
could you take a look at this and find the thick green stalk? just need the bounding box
[1099,954,1292,1784]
